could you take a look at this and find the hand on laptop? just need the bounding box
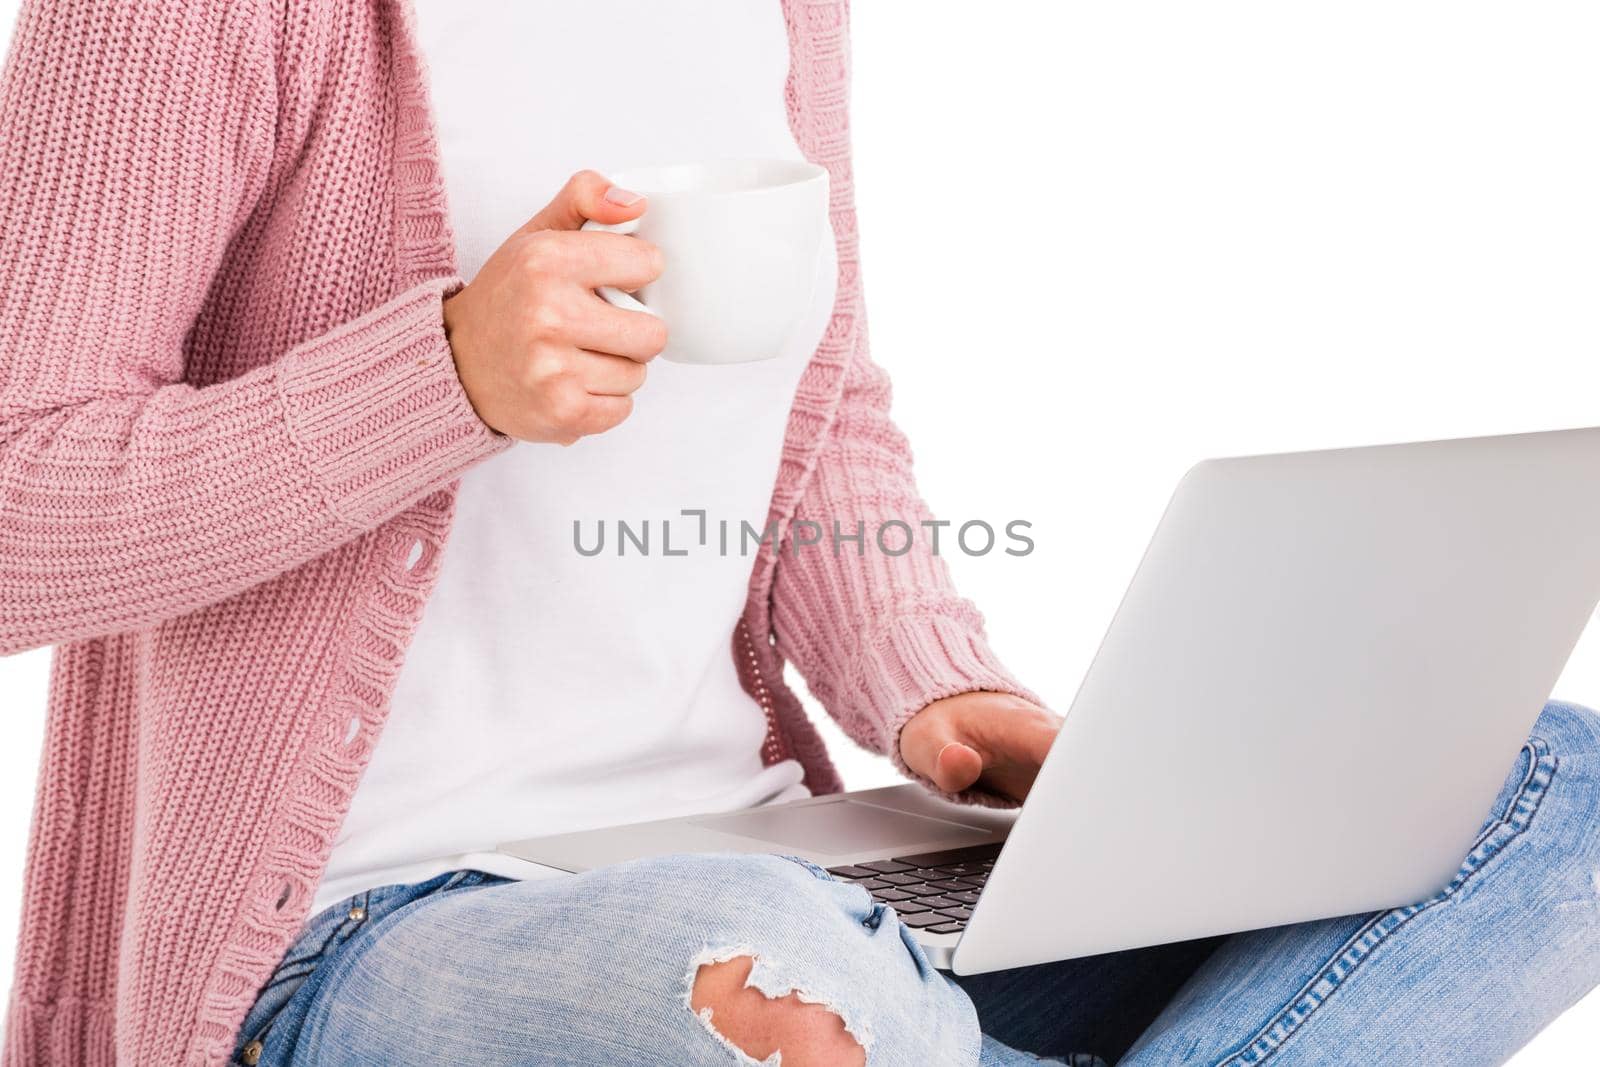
[899,693,1061,802]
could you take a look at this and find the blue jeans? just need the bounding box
[234,702,1600,1065]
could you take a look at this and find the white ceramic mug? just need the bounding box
[581,159,830,365]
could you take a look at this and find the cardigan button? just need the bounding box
[241,1040,263,1065]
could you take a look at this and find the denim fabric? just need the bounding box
[236,703,1600,1066]
[231,870,509,1063]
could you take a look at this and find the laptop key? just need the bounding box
[917,895,961,910]
[892,843,1003,868]
[892,899,931,914]
[858,878,893,892]
[936,906,974,921]
[927,879,970,893]
[876,872,922,886]
[825,866,877,880]
[903,883,950,898]
[927,921,966,935]
[898,910,951,928]
[858,860,917,874]
[949,890,982,905]
[871,888,915,902]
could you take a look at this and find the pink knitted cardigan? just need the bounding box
[0,1,1030,1063]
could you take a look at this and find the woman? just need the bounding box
[0,1,1595,1064]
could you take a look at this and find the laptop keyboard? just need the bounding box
[825,842,1000,934]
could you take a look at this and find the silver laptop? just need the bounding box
[502,427,1600,974]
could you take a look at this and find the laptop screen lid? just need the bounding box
[953,427,1600,974]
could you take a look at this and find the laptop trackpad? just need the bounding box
[688,798,994,854]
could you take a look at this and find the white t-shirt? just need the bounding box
[315,0,835,912]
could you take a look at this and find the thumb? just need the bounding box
[521,169,647,233]
[900,712,986,794]
[930,741,985,794]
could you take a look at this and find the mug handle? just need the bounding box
[580,217,658,316]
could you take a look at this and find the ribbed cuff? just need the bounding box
[275,277,510,530]
[863,611,1043,808]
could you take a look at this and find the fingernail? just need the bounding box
[603,185,644,207]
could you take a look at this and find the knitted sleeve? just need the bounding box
[767,3,1040,783]
[0,0,504,654]
[770,338,1043,781]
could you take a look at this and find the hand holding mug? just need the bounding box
[443,170,668,445]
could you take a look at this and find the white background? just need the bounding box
[1,1,1597,1060]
